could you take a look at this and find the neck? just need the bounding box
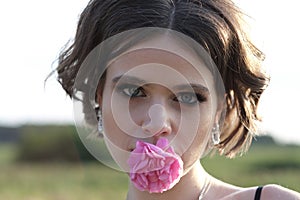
[126,161,210,200]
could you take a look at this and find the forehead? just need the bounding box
[106,35,214,88]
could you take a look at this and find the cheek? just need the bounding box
[173,106,214,170]
[180,124,211,171]
[128,99,148,124]
[101,89,133,150]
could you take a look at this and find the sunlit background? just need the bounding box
[1,0,299,144]
[0,1,300,199]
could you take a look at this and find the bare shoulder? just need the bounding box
[209,177,300,200]
[260,184,300,200]
[220,184,300,200]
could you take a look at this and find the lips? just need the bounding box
[127,137,183,193]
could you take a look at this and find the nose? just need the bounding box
[142,104,172,138]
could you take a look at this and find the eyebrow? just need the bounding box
[112,75,146,85]
[174,84,209,93]
[112,75,209,92]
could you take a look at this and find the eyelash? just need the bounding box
[117,84,146,97]
[173,92,207,105]
[116,84,207,105]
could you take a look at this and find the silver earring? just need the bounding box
[212,124,220,145]
[97,110,103,134]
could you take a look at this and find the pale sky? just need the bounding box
[0,0,299,144]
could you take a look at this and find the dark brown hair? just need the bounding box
[56,0,269,158]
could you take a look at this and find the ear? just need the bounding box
[96,84,103,108]
[96,74,107,109]
[214,93,227,125]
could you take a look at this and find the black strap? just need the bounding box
[254,186,263,200]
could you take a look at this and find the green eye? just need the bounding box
[118,84,146,97]
[175,92,206,104]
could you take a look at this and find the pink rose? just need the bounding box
[127,138,183,193]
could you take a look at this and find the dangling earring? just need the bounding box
[97,109,103,134]
[212,124,220,145]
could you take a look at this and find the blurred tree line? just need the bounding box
[0,125,292,163]
[0,125,97,163]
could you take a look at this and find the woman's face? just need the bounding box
[98,36,219,173]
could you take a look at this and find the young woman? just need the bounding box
[56,0,300,199]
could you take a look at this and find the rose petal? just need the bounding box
[128,138,183,193]
[134,158,149,172]
[156,137,169,149]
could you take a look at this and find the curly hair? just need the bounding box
[56,0,269,158]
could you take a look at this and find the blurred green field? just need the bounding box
[202,145,300,190]
[0,143,300,200]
